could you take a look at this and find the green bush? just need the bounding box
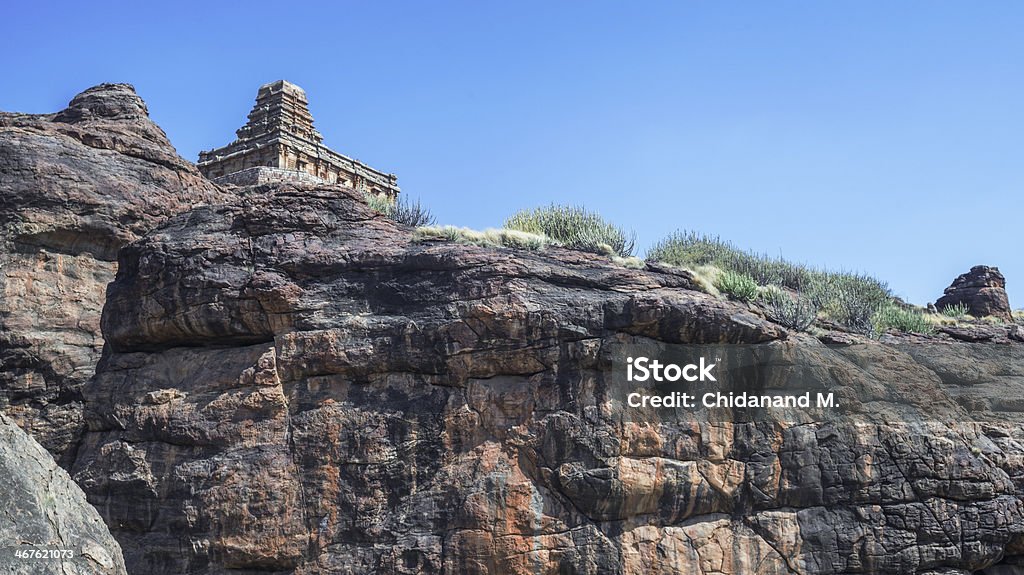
[648,231,891,333]
[807,274,891,334]
[873,304,934,335]
[505,204,636,257]
[939,301,971,319]
[758,286,818,331]
[715,271,759,302]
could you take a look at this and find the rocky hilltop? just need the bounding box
[3,84,1024,575]
[0,84,228,465]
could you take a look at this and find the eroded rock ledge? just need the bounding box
[71,183,1024,574]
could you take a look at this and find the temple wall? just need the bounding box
[202,142,397,196]
[201,148,280,180]
[210,166,329,186]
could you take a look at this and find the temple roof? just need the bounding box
[234,79,323,144]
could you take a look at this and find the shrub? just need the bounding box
[939,301,971,319]
[505,204,636,257]
[758,286,818,331]
[648,231,891,333]
[807,274,891,334]
[873,304,934,335]
[365,193,437,227]
[715,271,759,302]
[413,225,552,251]
[392,196,436,227]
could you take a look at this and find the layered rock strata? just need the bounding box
[71,183,1024,574]
[0,83,227,464]
[935,265,1013,321]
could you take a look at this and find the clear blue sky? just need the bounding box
[3,1,1022,306]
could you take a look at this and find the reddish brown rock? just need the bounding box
[0,83,229,464]
[935,265,1012,321]
[8,82,1024,575]
[71,183,1024,574]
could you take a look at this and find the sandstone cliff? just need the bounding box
[0,412,126,574]
[5,84,1024,575]
[0,84,227,464]
[68,182,1024,574]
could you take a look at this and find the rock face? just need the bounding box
[935,265,1012,321]
[0,84,227,464]
[0,412,126,574]
[7,82,1024,574]
[70,183,1024,574]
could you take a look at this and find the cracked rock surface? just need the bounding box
[0,83,228,464]
[71,183,1024,574]
[0,412,126,574]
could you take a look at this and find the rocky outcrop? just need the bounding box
[6,81,1024,575]
[0,84,228,464]
[0,412,126,574]
[70,183,1024,574]
[935,265,1013,321]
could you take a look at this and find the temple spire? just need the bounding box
[234,80,323,144]
[197,80,399,196]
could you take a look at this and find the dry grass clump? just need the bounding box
[923,313,960,327]
[611,256,646,269]
[413,226,553,251]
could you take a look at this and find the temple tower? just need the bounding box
[198,80,399,196]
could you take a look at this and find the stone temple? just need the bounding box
[198,80,399,196]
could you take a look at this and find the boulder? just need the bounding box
[0,412,126,574]
[935,265,1012,321]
